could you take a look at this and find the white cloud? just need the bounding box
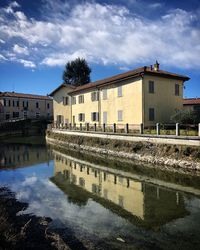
[22,176,38,185]
[0,2,199,69]
[148,3,163,9]
[10,1,20,8]
[0,54,7,61]
[17,59,36,68]
[119,66,130,71]
[4,1,20,14]
[13,44,29,55]
[0,39,5,44]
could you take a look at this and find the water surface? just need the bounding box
[1,143,200,249]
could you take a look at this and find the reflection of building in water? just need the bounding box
[51,151,188,228]
[0,144,53,168]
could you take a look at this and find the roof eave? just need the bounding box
[49,83,75,96]
[144,72,190,81]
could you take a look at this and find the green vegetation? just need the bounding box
[62,57,91,86]
[171,109,200,124]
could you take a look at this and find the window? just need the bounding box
[103,111,107,124]
[36,112,40,118]
[3,99,6,107]
[36,102,39,108]
[13,112,19,118]
[78,95,84,104]
[63,96,69,105]
[24,111,27,119]
[91,91,99,101]
[47,103,50,109]
[8,100,11,107]
[194,105,200,111]
[149,80,154,93]
[78,113,85,122]
[92,184,99,194]
[17,101,19,107]
[91,112,99,121]
[79,177,85,187]
[72,96,76,105]
[118,86,122,97]
[23,101,28,109]
[102,89,107,100]
[175,84,179,96]
[149,108,155,121]
[118,110,123,121]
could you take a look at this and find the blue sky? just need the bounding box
[0,0,199,97]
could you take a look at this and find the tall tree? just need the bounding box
[62,58,91,86]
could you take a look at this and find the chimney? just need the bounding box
[154,60,159,71]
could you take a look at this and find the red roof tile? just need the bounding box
[0,92,52,100]
[183,98,200,105]
[68,66,190,95]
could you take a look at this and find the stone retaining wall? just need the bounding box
[46,131,200,171]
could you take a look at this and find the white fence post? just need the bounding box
[198,123,200,137]
[176,123,180,136]
[156,123,160,135]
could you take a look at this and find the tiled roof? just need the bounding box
[49,83,75,96]
[68,66,190,95]
[0,92,52,100]
[183,98,200,105]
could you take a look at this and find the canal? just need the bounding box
[0,140,200,249]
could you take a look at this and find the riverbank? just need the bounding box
[46,131,200,171]
[0,187,93,250]
[0,187,69,249]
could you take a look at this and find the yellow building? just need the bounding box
[0,92,53,121]
[0,144,53,168]
[51,150,187,227]
[50,62,189,127]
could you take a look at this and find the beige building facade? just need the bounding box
[50,63,189,127]
[51,150,187,227]
[0,92,53,122]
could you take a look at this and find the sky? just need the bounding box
[0,0,200,97]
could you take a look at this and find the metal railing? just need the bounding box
[48,122,200,137]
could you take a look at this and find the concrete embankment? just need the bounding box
[46,130,200,171]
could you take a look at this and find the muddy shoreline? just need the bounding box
[0,187,87,250]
